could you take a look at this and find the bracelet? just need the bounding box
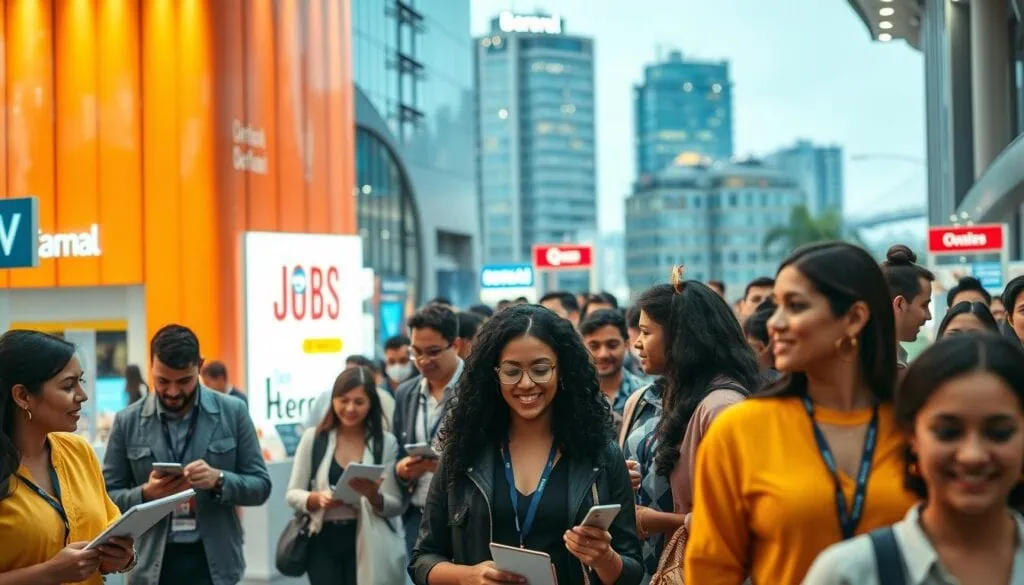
[118,547,139,574]
[636,507,650,540]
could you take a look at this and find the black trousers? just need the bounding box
[159,542,213,585]
[402,506,423,554]
[306,520,358,585]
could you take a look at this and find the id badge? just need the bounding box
[170,496,197,532]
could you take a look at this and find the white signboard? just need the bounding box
[243,232,365,427]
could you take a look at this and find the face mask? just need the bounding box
[386,362,414,382]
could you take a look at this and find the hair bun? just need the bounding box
[886,244,917,265]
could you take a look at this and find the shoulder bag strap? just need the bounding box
[618,390,643,447]
[869,527,906,585]
[310,432,329,491]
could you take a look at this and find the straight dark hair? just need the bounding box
[897,335,1024,506]
[936,301,999,338]
[637,280,759,476]
[0,331,77,499]
[316,366,385,461]
[761,242,897,403]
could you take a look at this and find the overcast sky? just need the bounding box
[471,0,927,233]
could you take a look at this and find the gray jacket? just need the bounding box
[103,387,272,585]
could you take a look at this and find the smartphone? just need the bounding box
[152,462,184,477]
[581,504,622,531]
[404,443,440,460]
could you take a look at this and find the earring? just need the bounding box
[25,409,32,421]
[908,462,918,476]
[834,335,858,359]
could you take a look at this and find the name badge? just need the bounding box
[171,496,197,532]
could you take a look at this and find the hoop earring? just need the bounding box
[834,335,858,360]
[25,409,32,421]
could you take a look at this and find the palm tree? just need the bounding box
[763,205,862,259]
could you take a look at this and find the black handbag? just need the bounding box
[275,433,329,577]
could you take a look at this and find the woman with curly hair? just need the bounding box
[409,304,643,585]
[625,270,760,582]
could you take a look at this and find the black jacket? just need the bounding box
[409,440,644,585]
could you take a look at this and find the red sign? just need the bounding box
[927,224,1004,254]
[533,243,594,270]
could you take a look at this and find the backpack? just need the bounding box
[869,527,906,585]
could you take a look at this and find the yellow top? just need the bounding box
[0,432,121,585]
[684,396,916,585]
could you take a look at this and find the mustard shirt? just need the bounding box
[685,396,916,585]
[0,432,121,585]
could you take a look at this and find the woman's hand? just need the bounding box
[97,536,134,574]
[45,542,101,583]
[349,477,384,509]
[305,490,345,511]
[564,526,623,583]
[459,561,525,585]
[625,459,642,492]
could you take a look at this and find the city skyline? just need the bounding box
[471,0,927,233]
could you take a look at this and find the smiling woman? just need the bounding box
[0,330,135,584]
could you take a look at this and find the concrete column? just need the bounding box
[970,0,1013,176]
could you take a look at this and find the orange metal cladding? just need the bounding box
[7,0,57,288]
[55,0,100,286]
[0,0,356,381]
[275,0,307,231]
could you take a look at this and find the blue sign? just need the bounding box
[972,262,1004,290]
[0,197,39,269]
[379,274,408,341]
[480,263,535,289]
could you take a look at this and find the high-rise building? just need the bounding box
[352,0,479,309]
[625,160,804,299]
[474,11,597,293]
[765,140,844,218]
[634,50,734,179]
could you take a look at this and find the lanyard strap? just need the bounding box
[501,442,558,548]
[161,406,200,463]
[801,395,879,540]
[418,391,446,444]
[17,469,69,544]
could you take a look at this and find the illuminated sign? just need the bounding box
[481,264,535,289]
[497,12,563,35]
[927,224,1004,254]
[0,197,39,268]
[244,232,365,425]
[533,243,594,270]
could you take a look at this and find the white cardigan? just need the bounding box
[285,427,405,534]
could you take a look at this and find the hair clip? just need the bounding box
[670,265,686,294]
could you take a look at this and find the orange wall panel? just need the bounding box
[177,0,221,366]
[305,0,329,234]
[274,0,307,232]
[326,0,355,235]
[244,0,280,231]
[141,0,183,340]
[54,0,100,286]
[7,0,57,287]
[0,2,8,288]
[97,0,144,285]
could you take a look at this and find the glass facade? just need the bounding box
[355,127,421,290]
[625,162,803,298]
[765,140,844,218]
[634,51,734,178]
[353,0,480,304]
[476,17,598,293]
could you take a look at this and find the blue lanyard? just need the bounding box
[801,395,879,540]
[160,406,200,463]
[419,392,446,444]
[501,442,558,548]
[17,468,69,545]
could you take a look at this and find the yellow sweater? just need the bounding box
[684,396,916,585]
[0,432,121,585]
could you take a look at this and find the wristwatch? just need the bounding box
[215,471,225,490]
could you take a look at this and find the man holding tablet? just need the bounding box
[103,325,271,585]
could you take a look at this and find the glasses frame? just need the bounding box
[411,343,453,362]
[494,363,557,386]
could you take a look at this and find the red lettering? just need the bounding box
[273,266,289,321]
[327,267,340,319]
[310,267,324,319]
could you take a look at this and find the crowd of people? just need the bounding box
[3,240,1024,584]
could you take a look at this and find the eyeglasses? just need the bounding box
[411,344,452,362]
[495,363,556,386]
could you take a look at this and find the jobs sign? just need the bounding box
[243,232,365,425]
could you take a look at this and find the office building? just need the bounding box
[766,140,844,217]
[843,0,1024,258]
[475,11,597,293]
[353,0,479,307]
[634,50,734,179]
[625,158,804,298]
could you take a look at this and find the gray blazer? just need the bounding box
[103,387,272,585]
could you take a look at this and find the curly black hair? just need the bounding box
[637,281,760,477]
[439,304,613,489]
